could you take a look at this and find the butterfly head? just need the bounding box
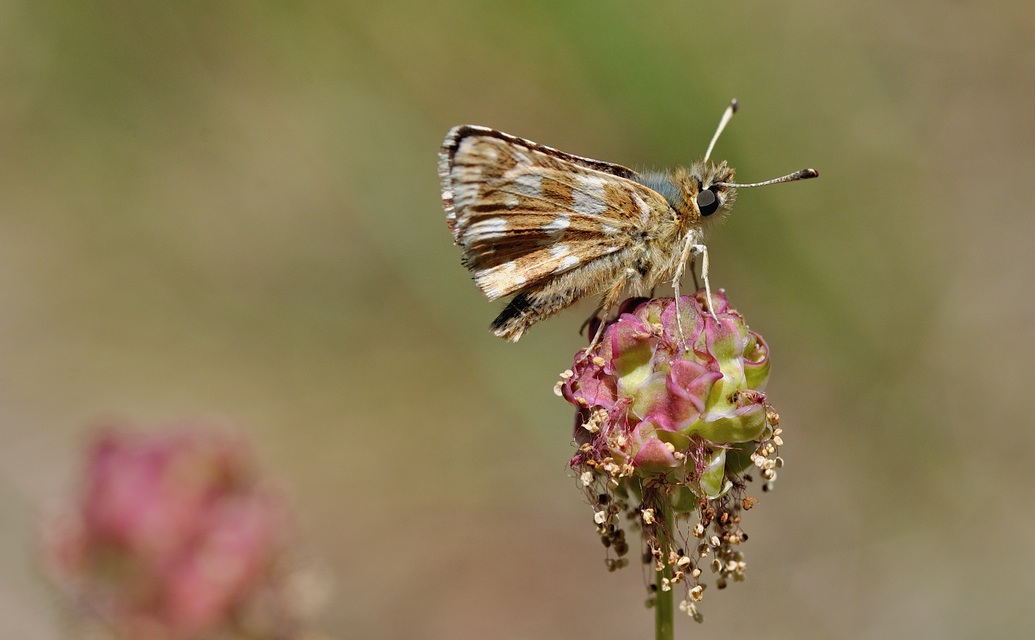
[671,160,738,228]
[662,98,818,231]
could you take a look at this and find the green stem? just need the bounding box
[655,496,675,640]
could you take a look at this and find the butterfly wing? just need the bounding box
[439,126,673,302]
[440,126,641,232]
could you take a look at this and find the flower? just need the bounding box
[41,423,317,640]
[559,290,783,621]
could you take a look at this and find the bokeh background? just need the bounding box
[2,1,1033,638]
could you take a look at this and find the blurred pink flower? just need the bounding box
[42,424,310,640]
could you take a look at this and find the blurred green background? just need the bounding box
[2,1,1033,638]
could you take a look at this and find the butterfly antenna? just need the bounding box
[703,99,739,162]
[714,168,820,188]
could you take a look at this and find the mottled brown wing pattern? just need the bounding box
[439,126,641,236]
[439,127,672,304]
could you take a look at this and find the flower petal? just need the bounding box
[693,401,768,444]
[698,448,730,499]
[630,421,679,472]
[743,330,771,391]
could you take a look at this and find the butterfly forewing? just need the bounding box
[439,127,673,302]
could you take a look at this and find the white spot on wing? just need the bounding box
[544,215,571,232]
[554,253,581,273]
[465,217,510,244]
[512,173,542,198]
[476,261,527,299]
[503,261,527,286]
[549,243,581,272]
[549,243,571,260]
[574,175,608,215]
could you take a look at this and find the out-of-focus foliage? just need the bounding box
[1,1,1033,638]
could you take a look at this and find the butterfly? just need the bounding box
[438,100,817,345]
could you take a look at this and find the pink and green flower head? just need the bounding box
[558,290,783,622]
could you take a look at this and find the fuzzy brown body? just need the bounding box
[439,125,737,341]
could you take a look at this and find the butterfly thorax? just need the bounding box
[597,160,734,294]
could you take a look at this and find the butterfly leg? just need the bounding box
[579,303,604,337]
[672,273,687,345]
[691,244,719,321]
[671,234,700,345]
[585,274,629,354]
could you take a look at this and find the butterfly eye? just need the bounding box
[696,187,720,216]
